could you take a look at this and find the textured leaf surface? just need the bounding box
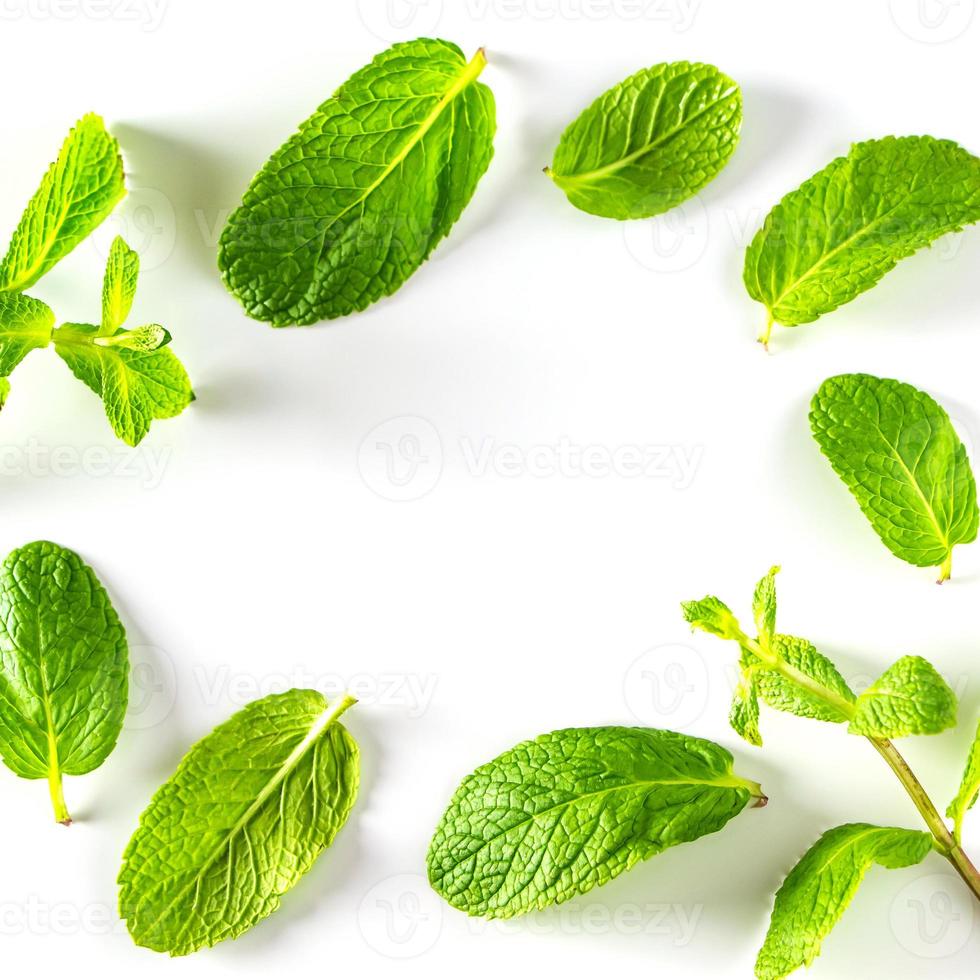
[810,374,978,576]
[849,655,956,737]
[755,635,855,723]
[55,322,192,446]
[730,651,763,747]
[119,690,359,956]
[427,726,759,917]
[0,292,54,377]
[744,136,980,328]
[948,718,980,841]
[547,61,740,219]
[218,38,495,325]
[752,565,780,642]
[0,541,127,780]
[681,595,739,638]
[0,114,125,292]
[101,235,139,334]
[755,823,931,979]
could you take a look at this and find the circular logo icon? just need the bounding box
[124,644,177,732]
[622,196,710,273]
[889,0,974,43]
[356,0,445,43]
[890,872,974,958]
[91,186,177,273]
[358,416,443,502]
[623,643,710,729]
[358,873,443,958]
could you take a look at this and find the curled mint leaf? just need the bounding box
[745,135,980,345]
[546,61,740,220]
[119,690,359,956]
[948,719,980,843]
[755,823,932,979]
[0,114,125,292]
[681,595,740,639]
[0,540,127,824]
[218,38,496,325]
[810,374,978,581]
[427,726,763,917]
[849,655,957,738]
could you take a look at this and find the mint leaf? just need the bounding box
[55,322,192,446]
[100,235,139,335]
[849,655,957,738]
[948,719,980,843]
[0,377,9,409]
[0,114,125,292]
[756,635,855,723]
[546,60,740,220]
[755,823,932,979]
[731,650,763,747]
[810,374,978,580]
[0,541,127,824]
[0,291,54,377]
[118,690,359,955]
[752,565,780,642]
[745,135,980,340]
[96,323,171,352]
[681,595,741,639]
[218,38,495,326]
[427,726,762,917]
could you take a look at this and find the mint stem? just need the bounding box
[48,765,71,826]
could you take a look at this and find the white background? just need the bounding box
[1,0,979,976]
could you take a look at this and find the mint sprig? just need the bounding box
[683,567,980,977]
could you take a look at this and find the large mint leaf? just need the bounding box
[55,322,192,447]
[755,635,855,723]
[755,823,932,979]
[218,38,495,326]
[546,61,740,219]
[0,541,127,823]
[0,114,125,292]
[118,690,359,955]
[0,291,54,378]
[948,718,980,842]
[427,726,762,917]
[745,136,980,339]
[849,655,956,737]
[810,374,978,580]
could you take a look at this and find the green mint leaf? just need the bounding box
[752,565,780,642]
[100,235,139,335]
[730,650,763,746]
[55,322,192,447]
[756,635,855,723]
[948,719,980,843]
[745,135,980,339]
[0,376,9,409]
[0,114,125,292]
[427,726,763,917]
[755,823,932,980]
[810,374,978,580]
[95,323,171,352]
[0,541,127,824]
[546,60,741,220]
[118,690,359,955]
[0,291,55,377]
[681,595,742,639]
[849,655,957,738]
[218,38,495,326]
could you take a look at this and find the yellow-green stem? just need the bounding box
[48,765,71,825]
